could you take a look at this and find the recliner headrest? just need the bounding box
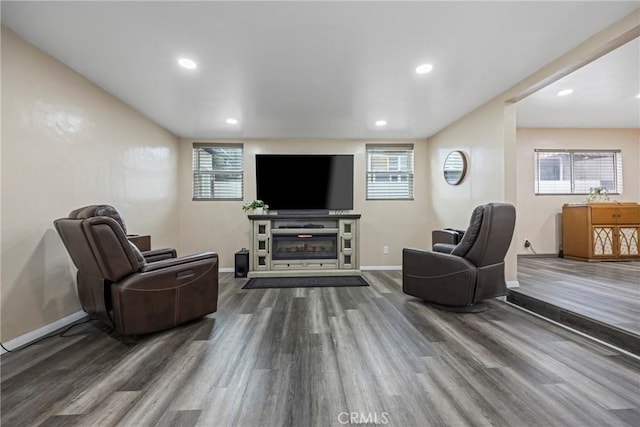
[68,204,127,234]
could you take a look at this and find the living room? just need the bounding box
[1,2,639,426]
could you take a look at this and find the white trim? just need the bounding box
[507,280,520,288]
[1,310,88,355]
[220,267,235,273]
[361,265,402,271]
[518,254,558,258]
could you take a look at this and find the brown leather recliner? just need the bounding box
[403,202,516,312]
[54,206,219,335]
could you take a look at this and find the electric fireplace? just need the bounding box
[272,233,338,260]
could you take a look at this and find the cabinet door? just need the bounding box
[253,220,271,271]
[617,226,639,257]
[339,220,357,269]
[591,226,615,257]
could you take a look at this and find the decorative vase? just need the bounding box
[255,207,264,215]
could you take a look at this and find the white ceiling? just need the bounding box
[2,1,638,139]
[517,37,640,128]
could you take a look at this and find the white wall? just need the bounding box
[427,100,518,281]
[178,139,430,269]
[516,128,640,255]
[427,104,511,231]
[1,28,180,342]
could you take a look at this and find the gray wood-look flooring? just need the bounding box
[515,257,640,336]
[2,271,640,426]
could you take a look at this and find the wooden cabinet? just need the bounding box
[127,234,151,251]
[562,203,640,261]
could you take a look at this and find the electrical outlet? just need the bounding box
[524,239,531,248]
[383,246,389,254]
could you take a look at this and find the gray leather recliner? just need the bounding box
[403,202,516,312]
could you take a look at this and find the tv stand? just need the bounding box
[247,213,361,278]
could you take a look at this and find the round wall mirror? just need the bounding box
[443,150,468,185]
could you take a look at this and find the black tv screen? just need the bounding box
[256,154,354,211]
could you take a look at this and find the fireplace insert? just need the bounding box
[272,233,338,260]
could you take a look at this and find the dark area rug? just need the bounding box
[242,275,370,289]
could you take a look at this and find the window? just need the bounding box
[534,149,622,195]
[366,144,414,200]
[192,143,243,200]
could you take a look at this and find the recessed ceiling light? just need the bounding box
[178,58,197,69]
[226,118,239,125]
[557,89,573,97]
[636,93,640,99]
[375,120,387,127]
[415,64,433,75]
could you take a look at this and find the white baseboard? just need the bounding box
[507,280,520,288]
[517,253,559,258]
[1,310,88,355]
[361,265,402,271]
[220,267,235,273]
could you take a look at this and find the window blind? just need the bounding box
[193,143,243,200]
[534,149,622,195]
[366,144,414,200]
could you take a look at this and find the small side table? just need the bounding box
[128,235,151,251]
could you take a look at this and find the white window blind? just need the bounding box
[193,143,243,200]
[366,144,414,200]
[534,149,622,195]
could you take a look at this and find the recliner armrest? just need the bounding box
[112,251,219,335]
[444,228,465,236]
[141,248,177,263]
[432,243,457,254]
[402,248,478,306]
[402,248,475,278]
[142,252,217,272]
[432,229,461,247]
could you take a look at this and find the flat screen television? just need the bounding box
[256,154,354,212]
